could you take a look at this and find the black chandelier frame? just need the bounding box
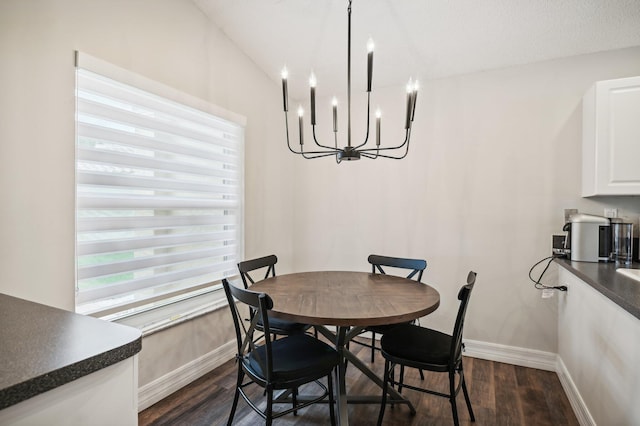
[281,0,418,163]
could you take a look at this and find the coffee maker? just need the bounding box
[563,214,611,262]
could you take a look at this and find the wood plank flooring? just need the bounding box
[139,340,579,426]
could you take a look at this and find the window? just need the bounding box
[75,52,244,316]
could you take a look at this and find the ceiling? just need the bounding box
[193,0,640,99]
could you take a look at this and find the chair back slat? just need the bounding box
[450,271,476,366]
[368,254,427,282]
[222,278,274,380]
[238,254,278,288]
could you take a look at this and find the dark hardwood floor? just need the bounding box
[139,340,579,426]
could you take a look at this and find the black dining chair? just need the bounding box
[377,271,477,426]
[222,279,338,425]
[238,255,312,337]
[362,254,428,363]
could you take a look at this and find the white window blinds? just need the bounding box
[75,55,244,314]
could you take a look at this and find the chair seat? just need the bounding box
[380,323,452,368]
[257,314,311,335]
[365,321,411,335]
[247,334,339,382]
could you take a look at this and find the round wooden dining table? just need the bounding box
[250,271,440,426]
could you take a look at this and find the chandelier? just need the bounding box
[280,0,419,163]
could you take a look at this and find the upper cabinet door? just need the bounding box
[582,76,640,196]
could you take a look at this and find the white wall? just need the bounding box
[290,47,640,353]
[0,0,292,393]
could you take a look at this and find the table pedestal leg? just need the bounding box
[341,349,415,413]
[286,325,416,425]
[335,326,349,426]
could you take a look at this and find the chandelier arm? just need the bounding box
[371,146,410,159]
[312,126,341,151]
[301,151,341,159]
[365,129,412,159]
[359,130,410,152]
[284,112,305,155]
[299,148,346,155]
[363,145,409,159]
[285,112,341,156]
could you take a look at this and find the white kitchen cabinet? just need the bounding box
[582,75,640,196]
[557,268,640,425]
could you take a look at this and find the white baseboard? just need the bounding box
[556,357,595,426]
[463,339,558,371]
[137,340,236,411]
[463,339,594,426]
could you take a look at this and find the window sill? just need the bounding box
[101,286,229,337]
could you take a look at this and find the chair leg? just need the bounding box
[265,386,274,426]
[398,364,405,394]
[449,371,460,426]
[327,372,336,426]
[345,340,350,372]
[388,364,396,407]
[377,359,390,426]
[389,363,394,384]
[396,365,422,391]
[227,368,243,426]
[460,369,475,421]
[371,332,376,363]
[292,387,298,416]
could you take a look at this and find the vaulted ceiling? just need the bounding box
[194,0,640,98]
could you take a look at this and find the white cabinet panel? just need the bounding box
[582,76,640,196]
[0,356,138,426]
[557,269,640,425]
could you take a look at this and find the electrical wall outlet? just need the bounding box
[542,288,555,298]
[564,209,578,223]
[604,208,618,218]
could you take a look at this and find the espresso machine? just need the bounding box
[563,214,611,262]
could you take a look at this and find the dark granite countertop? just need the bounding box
[555,258,640,320]
[0,294,142,410]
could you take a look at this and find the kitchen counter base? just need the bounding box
[0,293,141,411]
[0,356,138,426]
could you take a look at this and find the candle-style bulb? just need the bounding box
[411,80,419,122]
[298,105,304,145]
[406,78,413,94]
[367,37,374,92]
[309,72,317,125]
[281,66,289,112]
[375,108,381,146]
[405,79,413,129]
[332,97,338,133]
